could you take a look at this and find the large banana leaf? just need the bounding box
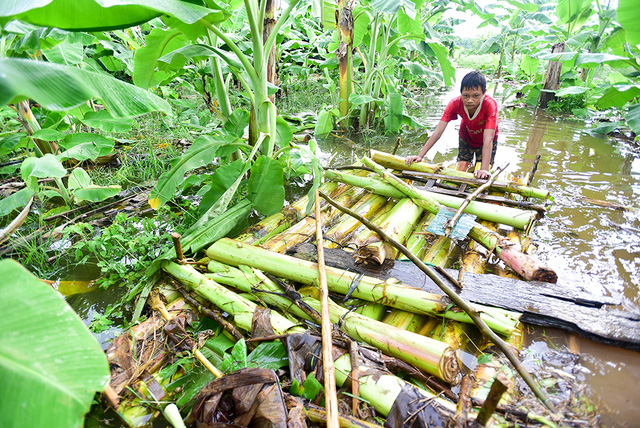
[0,259,110,428]
[626,103,640,135]
[0,0,225,31]
[595,84,640,110]
[0,58,172,117]
[617,0,640,46]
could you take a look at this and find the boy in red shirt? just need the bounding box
[405,71,498,179]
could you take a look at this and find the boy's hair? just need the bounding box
[460,71,487,93]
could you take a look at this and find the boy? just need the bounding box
[405,71,498,179]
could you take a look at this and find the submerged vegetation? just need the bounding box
[0,0,639,426]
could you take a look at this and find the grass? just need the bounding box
[276,76,332,116]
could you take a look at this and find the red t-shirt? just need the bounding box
[441,95,499,148]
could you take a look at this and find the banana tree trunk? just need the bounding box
[262,0,280,102]
[539,42,565,109]
[337,0,355,129]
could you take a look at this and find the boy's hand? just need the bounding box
[405,155,422,166]
[474,169,489,179]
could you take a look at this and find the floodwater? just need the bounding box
[318,70,640,426]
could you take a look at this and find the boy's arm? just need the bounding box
[475,128,496,179]
[406,120,449,165]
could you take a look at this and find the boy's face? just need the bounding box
[461,86,484,112]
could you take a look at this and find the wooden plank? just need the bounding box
[356,261,640,351]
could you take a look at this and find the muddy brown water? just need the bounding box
[66,72,640,426]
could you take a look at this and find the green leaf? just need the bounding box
[477,353,493,365]
[314,109,334,136]
[42,42,84,65]
[301,373,324,400]
[248,156,285,216]
[384,90,403,134]
[182,198,252,253]
[426,42,455,87]
[625,103,640,135]
[198,159,245,215]
[349,94,377,106]
[556,0,593,31]
[556,86,588,96]
[596,84,640,110]
[81,110,133,133]
[247,341,288,371]
[398,6,422,36]
[21,153,66,181]
[0,259,110,428]
[32,128,64,141]
[0,58,172,118]
[353,7,371,48]
[618,0,640,46]
[574,53,630,68]
[159,44,244,71]
[402,113,425,128]
[503,0,540,12]
[134,28,190,89]
[149,134,231,210]
[73,185,121,202]
[223,109,250,137]
[0,188,34,217]
[519,56,540,77]
[590,121,622,135]
[67,167,92,190]
[369,0,407,14]
[0,0,224,31]
[58,133,115,162]
[0,133,24,156]
[274,115,293,149]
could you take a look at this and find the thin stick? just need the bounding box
[475,371,510,426]
[391,136,401,155]
[452,375,471,428]
[318,190,559,415]
[0,196,33,245]
[349,340,360,417]
[314,188,340,428]
[525,154,541,186]
[444,163,508,237]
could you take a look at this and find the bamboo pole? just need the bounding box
[358,158,557,283]
[314,189,340,428]
[397,212,436,261]
[206,263,460,383]
[324,169,538,230]
[317,190,560,415]
[205,239,521,336]
[234,181,340,243]
[165,261,456,418]
[355,198,423,264]
[324,193,388,248]
[261,184,365,253]
[370,150,550,200]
